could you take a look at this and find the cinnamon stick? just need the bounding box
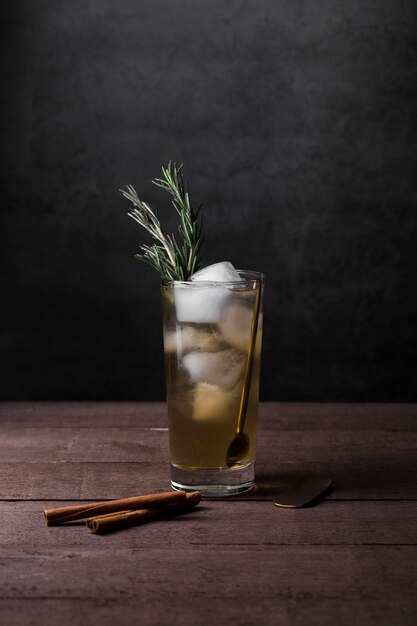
[86,491,201,534]
[44,490,187,526]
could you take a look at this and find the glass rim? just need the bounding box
[161,269,265,288]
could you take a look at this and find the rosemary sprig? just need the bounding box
[120,163,203,281]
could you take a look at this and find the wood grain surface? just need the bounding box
[1,403,416,626]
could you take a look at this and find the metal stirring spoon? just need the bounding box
[226,280,262,468]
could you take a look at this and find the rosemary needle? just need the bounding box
[120,162,203,281]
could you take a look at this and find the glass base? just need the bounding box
[170,461,254,497]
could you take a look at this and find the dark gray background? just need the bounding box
[1,0,416,401]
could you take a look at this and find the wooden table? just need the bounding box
[1,403,416,625]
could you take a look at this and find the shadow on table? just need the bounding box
[251,458,415,500]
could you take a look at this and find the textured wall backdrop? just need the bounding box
[1,0,416,400]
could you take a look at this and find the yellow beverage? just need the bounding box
[161,271,264,496]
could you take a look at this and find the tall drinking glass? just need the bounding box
[161,270,264,497]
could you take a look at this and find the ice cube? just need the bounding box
[191,261,241,283]
[191,384,241,422]
[163,325,219,354]
[219,303,254,352]
[174,283,230,323]
[183,349,245,390]
[175,262,241,323]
